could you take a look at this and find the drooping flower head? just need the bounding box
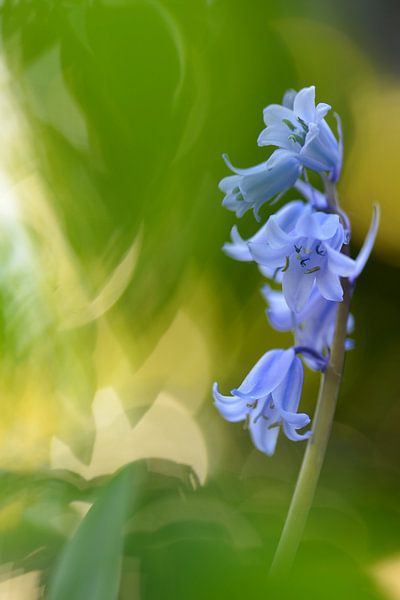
[219,86,342,219]
[250,201,380,313]
[249,203,356,312]
[223,197,379,296]
[258,85,342,182]
[219,150,301,220]
[213,348,311,456]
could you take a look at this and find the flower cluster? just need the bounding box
[214,86,379,456]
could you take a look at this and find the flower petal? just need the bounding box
[316,268,343,302]
[223,226,252,261]
[221,192,248,217]
[261,285,294,331]
[293,86,316,122]
[272,356,304,420]
[272,357,311,441]
[281,410,310,428]
[222,153,267,176]
[276,200,311,230]
[213,383,248,422]
[296,211,340,240]
[283,422,312,442]
[249,412,280,456]
[259,264,283,282]
[328,225,346,251]
[249,243,287,269]
[235,150,301,219]
[219,174,241,193]
[294,291,339,362]
[352,204,380,279]
[300,123,338,172]
[234,348,295,400]
[262,104,295,127]
[315,102,331,121]
[282,263,315,312]
[264,214,297,248]
[282,89,297,110]
[326,246,357,276]
[257,125,298,150]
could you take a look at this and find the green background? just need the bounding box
[0,1,399,598]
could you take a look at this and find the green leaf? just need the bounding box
[46,464,140,600]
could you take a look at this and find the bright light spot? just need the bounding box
[51,386,209,483]
[371,554,400,600]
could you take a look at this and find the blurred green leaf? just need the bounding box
[46,464,138,600]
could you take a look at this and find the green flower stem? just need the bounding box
[269,276,351,578]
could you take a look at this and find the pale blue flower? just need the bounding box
[257,206,380,366]
[213,348,311,456]
[261,286,354,370]
[219,150,302,220]
[223,196,379,315]
[218,87,342,219]
[258,85,342,182]
[249,207,356,312]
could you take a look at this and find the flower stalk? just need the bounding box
[269,275,351,577]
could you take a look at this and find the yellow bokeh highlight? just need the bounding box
[345,83,400,264]
[372,554,400,600]
[0,568,40,600]
[0,372,58,470]
[51,387,209,483]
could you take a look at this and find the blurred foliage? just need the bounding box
[0,0,398,598]
[0,452,395,598]
[46,464,136,600]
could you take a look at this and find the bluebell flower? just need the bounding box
[224,196,379,314]
[261,286,354,370]
[249,207,356,312]
[219,150,301,220]
[258,85,342,182]
[219,87,342,219]
[213,348,311,456]
[258,206,380,366]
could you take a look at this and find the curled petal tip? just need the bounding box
[222,152,230,165]
[352,204,380,279]
[222,153,237,173]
